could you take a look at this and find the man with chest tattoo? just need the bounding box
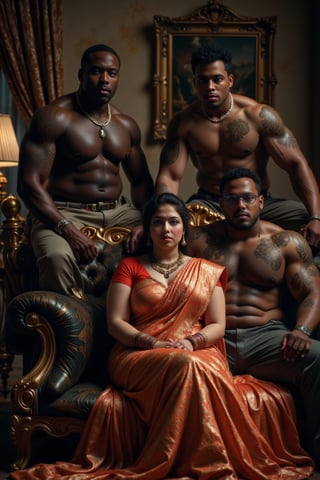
[187,167,320,467]
[18,44,154,297]
[155,41,320,253]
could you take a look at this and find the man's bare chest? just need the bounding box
[186,120,261,160]
[60,123,131,164]
[223,242,285,288]
[206,234,285,288]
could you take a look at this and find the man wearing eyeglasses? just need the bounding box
[187,167,320,468]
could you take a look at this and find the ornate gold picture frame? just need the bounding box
[153,1,277,140]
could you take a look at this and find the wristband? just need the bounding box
[54,218,71,235]
[293,325,311,337]
[309,215,320,221]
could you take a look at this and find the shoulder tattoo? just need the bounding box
[189,228,227,264]
[300,298,314,309]
[203,242,226,264]
[260,106,298,148]
[272,231,290,248]
[272,231,314,266]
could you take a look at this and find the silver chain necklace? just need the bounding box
[201,93,233,123]
[75,92,112,139]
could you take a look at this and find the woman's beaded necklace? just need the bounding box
[150,253,184,279]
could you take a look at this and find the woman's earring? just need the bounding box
[181,233,186,246]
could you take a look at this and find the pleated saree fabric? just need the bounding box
[10,258,314,479]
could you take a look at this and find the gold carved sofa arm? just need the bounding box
[187,203,225,226]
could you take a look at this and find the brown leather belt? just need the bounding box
[54,199,121,211]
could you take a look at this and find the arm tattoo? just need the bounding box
[290,269,313,292]
[260,106,298,148]
[300,298,314,308]
[225,120,249,144]
[278,131,298,148]
[272,232,317,293]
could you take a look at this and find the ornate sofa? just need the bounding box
[3,194,316,471]
[2,195,225,470]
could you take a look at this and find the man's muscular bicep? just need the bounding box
[156,114,189,193]
[282,232,319,300]
[254,104,305,174]
[19,134,56,181]
[160,114,183,165]
[258,105,299,148]
[19,106,64,179]
[287,263,320,319]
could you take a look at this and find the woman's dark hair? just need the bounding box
[219,168,262,196]
[191,41,232,75]
[136,193,190,255]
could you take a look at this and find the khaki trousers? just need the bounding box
[30,200,141,296]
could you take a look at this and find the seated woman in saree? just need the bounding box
[10,193,314,479]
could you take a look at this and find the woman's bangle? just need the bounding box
[310,215,320,221]
[185,332,208,350]
[133,332,157,349]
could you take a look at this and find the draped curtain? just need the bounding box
[0,0,63,126]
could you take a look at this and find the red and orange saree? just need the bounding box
[10,258,313,479]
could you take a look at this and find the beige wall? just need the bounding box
[310,0,320,182]
[62,0,310,201]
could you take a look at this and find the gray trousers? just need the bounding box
[30,200,142,296]
[224,320,320,453]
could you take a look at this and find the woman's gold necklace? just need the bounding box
[150,253,184,279]
[201,93,233,123]
[75,92,112,139]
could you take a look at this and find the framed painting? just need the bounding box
[153,0,277,140]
